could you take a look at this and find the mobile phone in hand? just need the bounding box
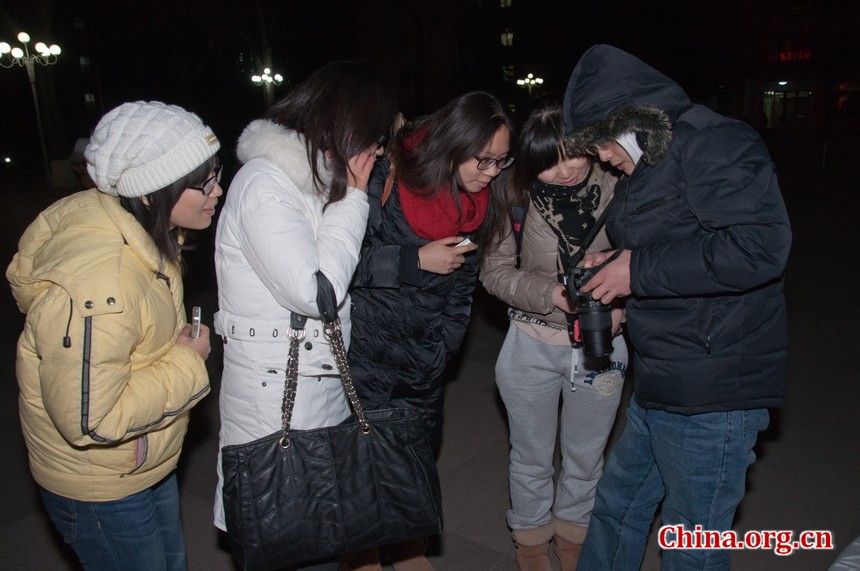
[191,306,202,339]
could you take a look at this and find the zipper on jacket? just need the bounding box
[124,435,149,477]
[79,316,108,443]
[154,253,172,289]
[632,194,679,216]
[704,336,712,357]
[155,271,171,289]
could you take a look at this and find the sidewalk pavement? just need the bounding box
[1,169,857,570]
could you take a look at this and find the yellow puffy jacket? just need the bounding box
[7,189,210,501]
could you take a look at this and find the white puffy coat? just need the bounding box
[212,120,369,529]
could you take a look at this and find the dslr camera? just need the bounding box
[566,261,613,358]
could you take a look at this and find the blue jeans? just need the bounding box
[39,473,186,571]
[579,398,769,570]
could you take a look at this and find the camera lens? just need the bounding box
[576,294,613,357]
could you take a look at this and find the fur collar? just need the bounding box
[564,105,672,165]
[562,44,691,166]
[236,119,330,187]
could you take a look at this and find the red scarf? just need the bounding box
[399,182,490,240]
[396,126,490,240]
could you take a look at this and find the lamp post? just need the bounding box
[251,67,283,111]
[0,32,61,186]
[516,73,544,96]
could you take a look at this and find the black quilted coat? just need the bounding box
[563,45,792,414]
[348,160,480,448]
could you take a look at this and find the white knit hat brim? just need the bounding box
[85,101,220,198]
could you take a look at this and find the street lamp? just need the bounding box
[251,67,283,111]
[0,32,61,186]
[516,73,544,96]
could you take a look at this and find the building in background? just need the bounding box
[1,0,857,184]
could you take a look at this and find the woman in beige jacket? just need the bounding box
[7,101,220,571]
[479,107,628,571]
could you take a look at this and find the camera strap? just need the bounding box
[512,202,529,269]
[567,191,618,269]
[562,189,623,348]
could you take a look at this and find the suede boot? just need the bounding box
[553,536,583,571]
[382,536,434,571]
[552,518,588,571]
[338,546,382,571]
[512,525,555,571]
[514,542,553,571]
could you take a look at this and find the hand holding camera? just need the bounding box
[580,249,633,304]
[563,248,631,357]
[566,261,615,358]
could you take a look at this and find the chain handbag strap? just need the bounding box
[279,272,370,449]
[279,313,306,447]
[322,318,370,433]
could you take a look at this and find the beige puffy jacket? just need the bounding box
[480,165,618,328]
[7,189,209,501]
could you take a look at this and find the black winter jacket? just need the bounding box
[348,160,480,442]
[563,45,792,414]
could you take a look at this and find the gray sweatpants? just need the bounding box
[495,323,628,530]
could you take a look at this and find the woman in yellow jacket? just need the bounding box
[7,101,220,571]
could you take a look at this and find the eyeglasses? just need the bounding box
[475,155,515,171]
[191,164,222,196]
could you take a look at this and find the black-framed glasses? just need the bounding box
[475,155,515,171]
[191,164,223,196]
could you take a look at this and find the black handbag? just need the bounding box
[221,271,443,571]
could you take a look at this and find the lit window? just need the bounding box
[84,93,96,110]
[500,0,512,6]
[762,89,813,127]
[501,65,514,81]
[501,31,514,46]
[79,56,91,73]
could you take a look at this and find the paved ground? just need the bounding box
[1,139,858,570]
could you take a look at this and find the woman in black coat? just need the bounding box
[345,90,514,570]
[349,92,514,449]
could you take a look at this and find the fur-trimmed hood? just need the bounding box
[236,118,330,189]
[563,44,692,166]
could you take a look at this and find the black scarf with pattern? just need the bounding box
[528,168,601,273]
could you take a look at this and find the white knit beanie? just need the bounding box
[85,101,220,197]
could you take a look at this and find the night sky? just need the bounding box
[1,0,858,177]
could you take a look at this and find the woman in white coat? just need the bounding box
[212,61,396,550]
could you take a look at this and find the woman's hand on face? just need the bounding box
[347,148,379,192]
[418,236,478,275]
[177,323,211,361]
[552,283,576,313]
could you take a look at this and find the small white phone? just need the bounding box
[455,238,473,247]
[191,306,202,339]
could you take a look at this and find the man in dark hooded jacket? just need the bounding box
[563,45,791,569]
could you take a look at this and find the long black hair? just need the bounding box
[478,106,568,262]
[394,91,513,201]
[120,156,218,267]
[267,60,397,209]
